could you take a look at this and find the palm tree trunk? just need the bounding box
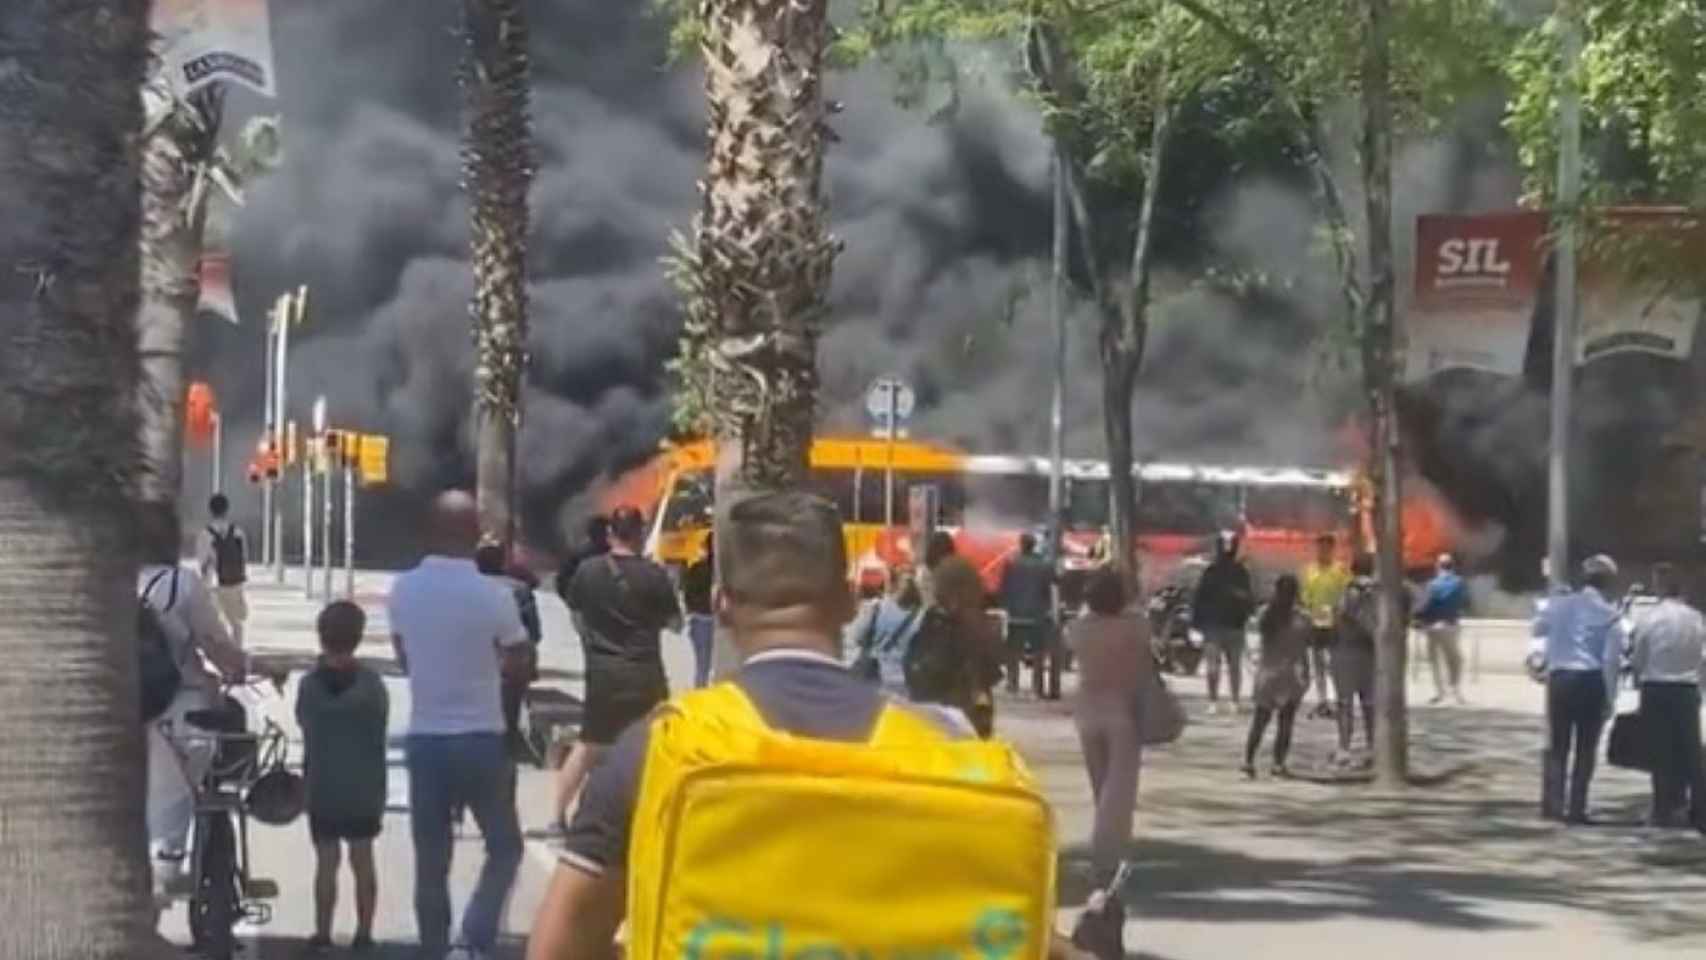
[690,0,838,678]
[461,0,533,555]
[1361,0,1409,787]
[136,93,219,534]
[0,2,157,955]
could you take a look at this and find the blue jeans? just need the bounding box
[688,614,715,688]
[405,733,523,951]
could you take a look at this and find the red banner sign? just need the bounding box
[1406,211,1547,381]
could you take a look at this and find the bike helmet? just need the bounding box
[246,767,305,826]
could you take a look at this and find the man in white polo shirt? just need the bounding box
[390,491,531,960]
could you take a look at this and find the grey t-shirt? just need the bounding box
[560,649,969,876]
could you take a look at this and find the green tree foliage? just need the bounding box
[1506,1,1706,207]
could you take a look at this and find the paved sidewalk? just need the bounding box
[168,572,1706,958]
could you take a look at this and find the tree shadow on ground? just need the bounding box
[1027,687,1706,945]
[236,934,526,959]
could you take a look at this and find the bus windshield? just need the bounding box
[661,468,713,531]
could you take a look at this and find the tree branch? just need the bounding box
[1125,66,1172,365]
[1164,0,1366,323]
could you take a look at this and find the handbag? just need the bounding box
[1136,669,1187,746]
[1606,710,1652,772]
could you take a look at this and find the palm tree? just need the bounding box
[135,81,224,535]
[671,0,839,491]
[135,68,279,539]
[667,0,839,680]
[460,0,534,556]
[0,2,163,957]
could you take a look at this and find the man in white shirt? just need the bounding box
[1629,563,1706,831]
[196,493,249,646]
[139,513,246,911]
[389,491,531,960]
[1530,554,1627,824]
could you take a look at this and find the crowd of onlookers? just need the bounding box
[139,489,1706,958]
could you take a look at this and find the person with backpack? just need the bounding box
[197,493,249,646]
[1332,554,1380,765]
[526,491,1091,960]
[551,505,679,832]
[475,543,543,764]
[139,512,246,910]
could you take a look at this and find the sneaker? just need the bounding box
[351,933,376,953]
[304,934,332,956]
[1428,694,1446,706]
[1271,764,1293,779]
[445,945,490,960]
[1206,702,1222,716]
[1453,691,1468,706]
[1239,762,1257,780]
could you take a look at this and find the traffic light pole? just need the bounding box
[344,458,356,598]
[322,449,334,600]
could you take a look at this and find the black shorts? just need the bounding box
[308,813,382,845]
[1309,626,1337,651]
[581,682,667,746]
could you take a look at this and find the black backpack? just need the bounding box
[208,524,246,586]
[138,569,184,723]
[902,606,963,704]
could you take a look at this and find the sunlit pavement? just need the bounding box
[164,570,1706,958]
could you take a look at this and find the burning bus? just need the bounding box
[636,437,1361,598]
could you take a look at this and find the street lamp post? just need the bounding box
[1548,2,1583,594]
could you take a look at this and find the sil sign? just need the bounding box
[1406,211,1547,381]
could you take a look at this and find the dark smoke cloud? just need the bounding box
[180,1,1550,568]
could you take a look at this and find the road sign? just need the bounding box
[865,377,916,421]
[357,434,390,486]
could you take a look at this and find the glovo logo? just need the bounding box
[683,908,1028,960]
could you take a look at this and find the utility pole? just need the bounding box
[1046,144,1070,702]
[261,312,275,569]
[1549,1,1583,594]
[210,410,223,494]
[1048,148,1068,564]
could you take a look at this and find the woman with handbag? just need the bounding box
[1066,568,1156,882]
[1244,574,1313,779]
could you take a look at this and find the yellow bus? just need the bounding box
[641,437,1359,595]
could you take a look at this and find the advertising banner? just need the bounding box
[197,251,239,324]
[1406,211,1547,381]
[1577,208,1703,364]
[153,0,276,98]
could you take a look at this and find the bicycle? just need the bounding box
[159,683,295,960]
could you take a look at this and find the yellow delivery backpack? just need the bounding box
[626,682,1057,960]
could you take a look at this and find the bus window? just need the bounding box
[903,472,967,527]
[1135,480,1240,536]
[857,468,892,525]
[809,468,856,522]
[661,468,714,531]
[1245,486,1351,531]
[963,472,1050,528]
[1065,478,1110,531]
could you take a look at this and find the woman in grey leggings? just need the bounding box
[1066,568,1154,881]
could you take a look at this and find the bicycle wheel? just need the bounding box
[187,813,239,960]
